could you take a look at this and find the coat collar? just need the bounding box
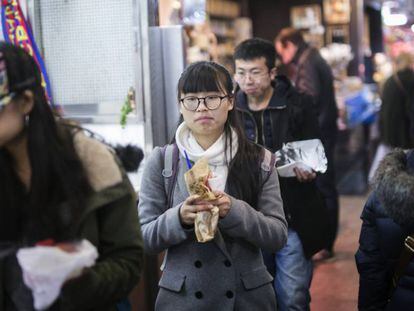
[73,131,123,192]
[236,75,293,112]
[373,149,414,227]
[291,42,309,65]
[72,130,131,221]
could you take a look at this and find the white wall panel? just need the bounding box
[38,0,137,117]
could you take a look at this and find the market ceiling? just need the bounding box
[365,0,414,11]
[366,0,414,26]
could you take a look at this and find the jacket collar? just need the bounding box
[73,131,123,192]
[291,42,309,65]
[373,149,414,227]
[236,75,293,111]
[72,130,132,222]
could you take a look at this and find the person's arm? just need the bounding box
[298,93,321,139]
[355,195,390,310]
[297,56,320,99]
[218,168,288,253]
[291,93,321,182]
[57,179,144,311]
[138,148,193,254]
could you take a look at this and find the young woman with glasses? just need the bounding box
[138,61,287,310]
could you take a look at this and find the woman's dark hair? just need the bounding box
[176,61,263,206]
[0,43,91,244]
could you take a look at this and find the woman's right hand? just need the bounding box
[179,195,213,226]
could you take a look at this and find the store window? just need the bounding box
[157,0,250,74]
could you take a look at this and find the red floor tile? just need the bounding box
[310,195,367,311]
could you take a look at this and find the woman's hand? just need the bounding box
[179,195,214,226]
[211,191,232,218]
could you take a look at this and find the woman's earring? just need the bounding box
[25,114,30,126]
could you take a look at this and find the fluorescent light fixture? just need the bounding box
[381,1,407,26]
[383,13,408,26]
[171,0,181,9]
[381,5,391,17]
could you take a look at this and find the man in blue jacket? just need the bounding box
[234,38,328,311]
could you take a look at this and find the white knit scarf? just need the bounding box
[175,122,238,191]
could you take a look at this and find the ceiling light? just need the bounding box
[383,13,407,26]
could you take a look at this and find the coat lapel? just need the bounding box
[214,185,232,260]
[213,230,232,260]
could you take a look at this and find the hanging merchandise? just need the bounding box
[344,86,379,128]
[1,0,55,107]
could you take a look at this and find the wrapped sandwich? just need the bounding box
[184,158,219,243]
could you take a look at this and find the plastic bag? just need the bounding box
[345,87,378,128]
[17,239,98,310]
[275,139,327,177]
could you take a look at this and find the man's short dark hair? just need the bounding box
[275,27,305,48]
[234,38,276,70]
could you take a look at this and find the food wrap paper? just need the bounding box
[184,158,219,243]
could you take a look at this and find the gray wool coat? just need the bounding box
[138,146,288,311]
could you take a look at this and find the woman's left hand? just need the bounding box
[211,191,232,218]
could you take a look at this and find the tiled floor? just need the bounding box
[310,195,367,311]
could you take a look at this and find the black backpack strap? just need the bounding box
[161,143,180,209]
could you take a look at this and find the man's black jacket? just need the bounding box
[236,76,329,258]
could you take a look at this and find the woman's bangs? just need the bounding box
[181,68,226,95]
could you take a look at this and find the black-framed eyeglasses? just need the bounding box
[180,95,230,111]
